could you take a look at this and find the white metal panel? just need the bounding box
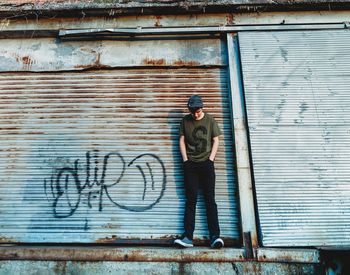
[239,30,350,247]
[0,68,239,243]
[0,38,224,72]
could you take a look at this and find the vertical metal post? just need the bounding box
[226,33,258,250]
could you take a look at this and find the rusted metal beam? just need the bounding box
[243,232,254,259]
[0,246,246,262]
[0,246,320,263]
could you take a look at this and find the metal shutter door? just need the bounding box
[0,68,240,244]
[239,30,350,246]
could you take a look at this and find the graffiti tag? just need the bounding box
[44,151,166,218]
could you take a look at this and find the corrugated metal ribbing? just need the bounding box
[0,68,239,243]
[239,30,350,247]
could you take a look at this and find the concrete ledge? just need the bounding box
[256,248,320,264]
[0,261,323,275]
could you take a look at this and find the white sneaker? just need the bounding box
[174,236,194,248]
[211,237,224,249]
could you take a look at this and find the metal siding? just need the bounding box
[239,30,350,247]
[0,68,239,243]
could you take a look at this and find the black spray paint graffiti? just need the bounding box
[44,151,166,218]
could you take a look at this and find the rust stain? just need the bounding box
[154,15,162,27]
[226,13,235,25]
[25,131,45,135]
[142,58,166,66]
[14,54,35,69]
[74,64,111,70]
[0,127,20,131]
[258,255,295,262]
[257,253,315,263]
[243,263,261,274]
[22,56,32,65]
[96,235,118,243]
[102,223,121,229]
[0,245,244,262]
[173,59,200,66]
[74,51,111,70]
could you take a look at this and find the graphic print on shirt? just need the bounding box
[192,126,208,154]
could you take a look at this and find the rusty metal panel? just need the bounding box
[239,30,350,246]
[0,68,239,243]
[0,38,225,72]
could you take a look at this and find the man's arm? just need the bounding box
[209,136,219,161]
[179,135,188,162]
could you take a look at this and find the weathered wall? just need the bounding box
[0,0,350,18]
[0,10,349,36]
[0,38,225,71]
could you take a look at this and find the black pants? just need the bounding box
[183,159,220,240]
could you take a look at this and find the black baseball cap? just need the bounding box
[187,95,203,109]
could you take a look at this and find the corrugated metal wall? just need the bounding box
[239,30,350,246]
[0,68,239,243]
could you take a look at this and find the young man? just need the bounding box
[174,95,224,249]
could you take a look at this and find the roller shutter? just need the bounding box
[239,30,350,246]
[0,68,240,244]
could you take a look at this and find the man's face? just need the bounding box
[190,108,203,120]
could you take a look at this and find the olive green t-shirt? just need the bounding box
[179,113,222,162]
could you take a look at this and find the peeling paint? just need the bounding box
[172,59,200,66]
[154,15,162,27]
[226,13,234,25]
[0,38,224,72]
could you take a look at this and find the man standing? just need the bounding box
[174,95,224,249]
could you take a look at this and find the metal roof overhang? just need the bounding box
[1,1,350,19]
[57,23,350,40]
